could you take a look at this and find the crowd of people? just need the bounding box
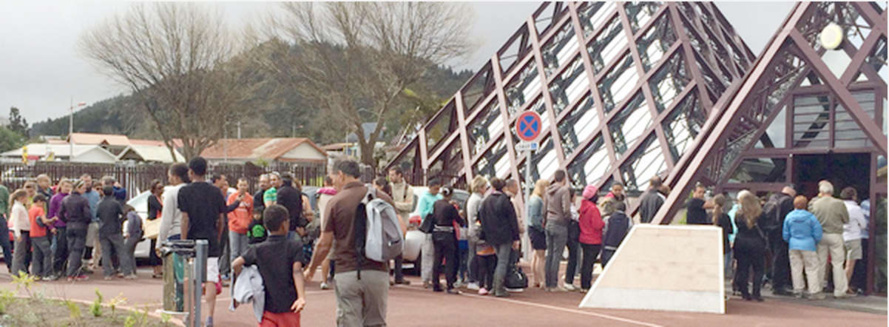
[658,181,872,301]
[2,157,877,326]
[5,173,137,282]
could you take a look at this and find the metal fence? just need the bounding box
[0,161,341,198]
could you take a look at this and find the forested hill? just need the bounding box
[31,52,473,144]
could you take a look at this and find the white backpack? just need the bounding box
[356,188,404,271]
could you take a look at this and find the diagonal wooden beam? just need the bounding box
[790,30,888,154]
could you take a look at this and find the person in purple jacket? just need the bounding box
[49,179,72,280]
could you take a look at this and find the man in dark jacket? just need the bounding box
[602,202,632,267]
[253,174,270,219]
[277,173,305,240]
[638,176,664,223]
[765,186,796,295]
[59,180,93,281]
[479,178,520,297]
[96,186,135,279]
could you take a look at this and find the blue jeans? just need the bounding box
[492,243,513,296]
[229,231,248,262]
[544,224,568,288]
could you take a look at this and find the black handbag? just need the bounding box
[419,213,435,234]
[505,266,529,289]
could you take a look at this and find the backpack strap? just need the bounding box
[355,188,371,280]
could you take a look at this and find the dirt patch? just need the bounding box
[0,297,172,327]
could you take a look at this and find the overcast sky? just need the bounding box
[0,1,795,125]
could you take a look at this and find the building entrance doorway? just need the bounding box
[793,153,871,198]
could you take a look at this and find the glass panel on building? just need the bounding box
[620,135,666,192]
[821,48,852,78]
[728,158,787,183]
[609,92,651,156]
[549,56,589,115]
[663,92,705,161]
[474,137,510,179]
[428,142,465,185]
[519,136,559,182]
[426,104,456,153]
[624,2,661,33]
[542,22,579,77]
[586,16,628,74]
[468,100,504,158]
[649,51,691,113]
[505,62,542,116]
[637,14,676,72]
[835,100,873,148]
[578,2,616,39]
[599,55,639,113]
[866,37,887,85]
[755,105,787,149]
[558,94,599,156]
[792,94,831,148]
[567,135,611,186]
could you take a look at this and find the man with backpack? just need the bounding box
[763,186,796,296]
[306,158,398,327]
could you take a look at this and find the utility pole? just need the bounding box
[69,97,73,161]
[68,98,86,161]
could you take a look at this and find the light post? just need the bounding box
[68,98,87,161]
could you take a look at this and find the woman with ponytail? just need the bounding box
[733,191,768,301]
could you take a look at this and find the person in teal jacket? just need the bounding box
[417,181,442,219]
[783,195,824,298]
[418,179,443,287]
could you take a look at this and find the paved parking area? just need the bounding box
[0,266,884,326]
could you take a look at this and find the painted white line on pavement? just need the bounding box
[394,284,663,327]
[462,292,664,327]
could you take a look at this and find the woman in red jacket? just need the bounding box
[578,185,605,292]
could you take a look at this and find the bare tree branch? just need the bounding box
[80,3,252,161]
[252,2,474,169]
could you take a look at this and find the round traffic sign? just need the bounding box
[515,111,542,142]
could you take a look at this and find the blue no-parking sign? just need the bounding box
[515,111,542,142]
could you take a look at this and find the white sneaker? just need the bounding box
[320,282,330,290]
[563,284,577,291]
[466,282,480,291]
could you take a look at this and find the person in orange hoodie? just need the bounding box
[578,185,605,292]
[29,194,56,279]
[228,178,254,262]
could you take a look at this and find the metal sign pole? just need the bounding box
[525,149,532,203]
[193,240,208,327]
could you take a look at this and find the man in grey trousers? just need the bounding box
[543,170,572,292]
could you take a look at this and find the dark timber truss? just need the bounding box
[388,2,755,199]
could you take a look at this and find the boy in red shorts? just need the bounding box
[232,204,306,326]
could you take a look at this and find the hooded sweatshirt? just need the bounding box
[542,183,572,228]
[578,198,604,245]
[782,209,823,252]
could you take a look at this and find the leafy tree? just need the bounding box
[8,107,28,138]
[0,127,24,153]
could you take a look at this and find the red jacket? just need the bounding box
[579,199,604,245]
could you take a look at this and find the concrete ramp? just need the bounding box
[579,225,725,314]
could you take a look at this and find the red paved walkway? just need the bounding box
[0,267,884,326]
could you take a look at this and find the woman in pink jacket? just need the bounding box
[578,185,605,292]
